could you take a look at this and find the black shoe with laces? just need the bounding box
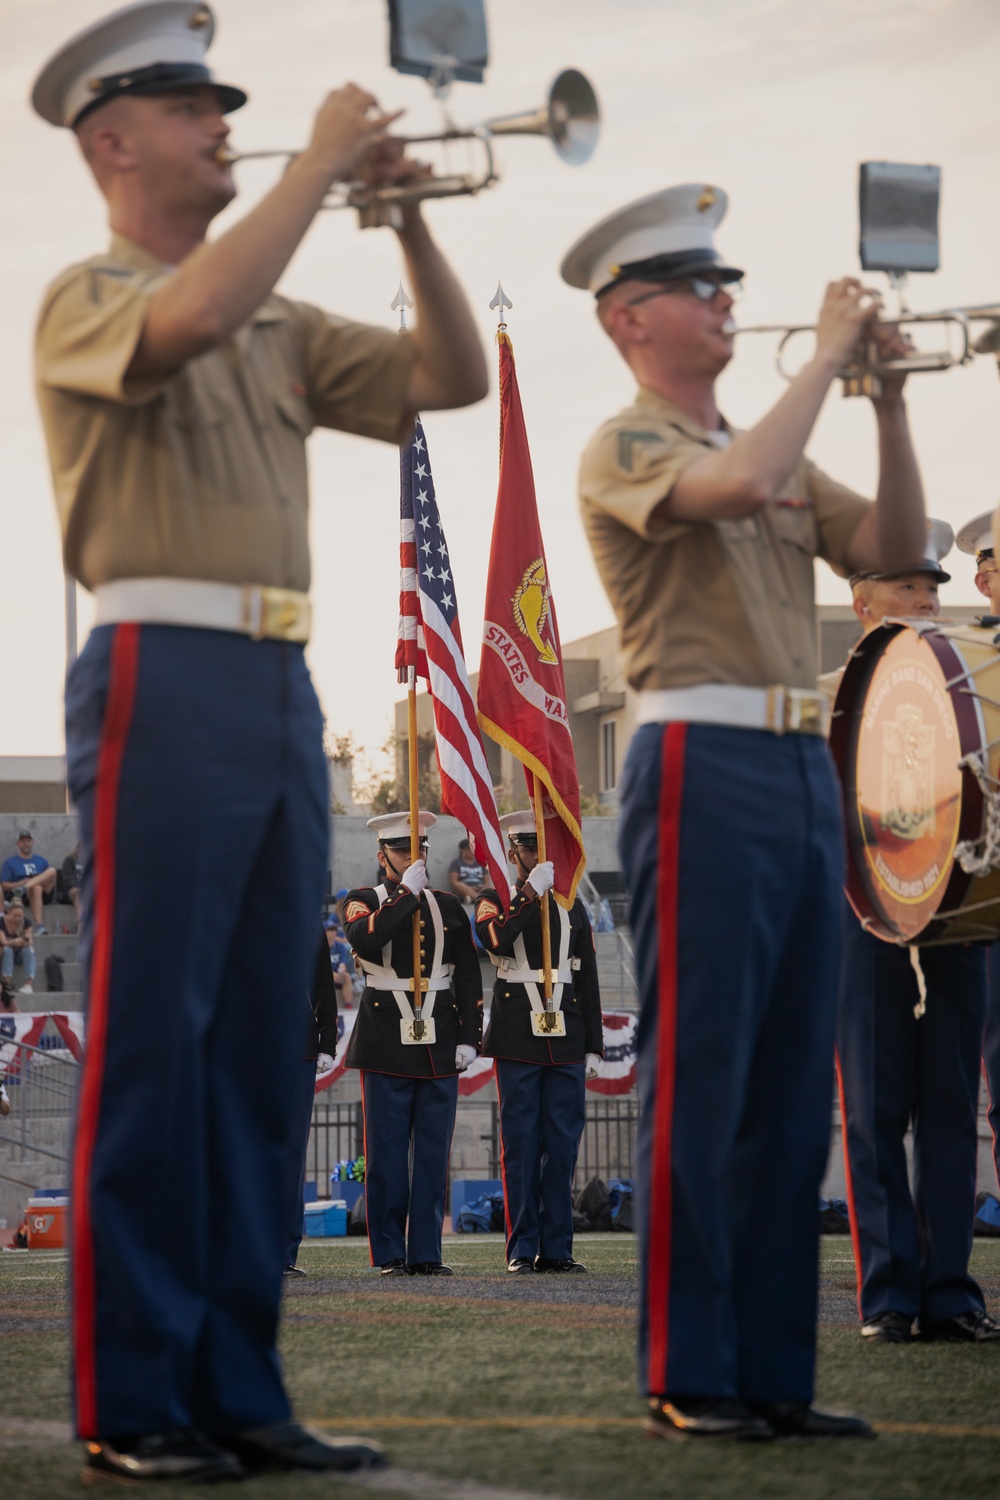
[748,1402,875,1438]
[507,1257,535,1274]
[83,1429,244,1484]
[409,1261,453,1276]
[861,1310,912,1342]
[534,1256,587,1273]
[919,1308,1000,1342]
[379,1259,412,1277]
[645,1396,773,1442]
[225,1421,386,1474]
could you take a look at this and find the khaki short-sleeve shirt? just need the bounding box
[579,387,872,693]
[35,234,418,592]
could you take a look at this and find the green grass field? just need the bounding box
[2,1236,1000,1499]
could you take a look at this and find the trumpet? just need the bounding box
[737,303,1000,397]
[219,69,599,228]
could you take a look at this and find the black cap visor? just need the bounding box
[72,62,247,127]
[597,248,744,299]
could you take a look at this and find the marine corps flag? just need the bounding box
[477,332,585,908]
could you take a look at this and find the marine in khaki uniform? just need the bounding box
[561,184,927,1442]
[835,527,1000,1345]
[475,811,603,1275]
[31,1,487,1484]
[343,813,482,1276]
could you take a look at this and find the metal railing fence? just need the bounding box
[0,1033,79,1170]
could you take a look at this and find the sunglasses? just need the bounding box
[627,276,743,308]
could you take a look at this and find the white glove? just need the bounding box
[455,1044,477,1072]
[401,859,427,896]
[315,1052,335,1078]
[584,1053,601,1081]
[526,860,554,898]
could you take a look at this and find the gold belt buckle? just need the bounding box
[242,586,311,643]
[784,690,825,735]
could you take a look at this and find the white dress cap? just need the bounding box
[498,810,538,839]
[560,184,740,296]
[956,510,997,559]
[366,811,438,841]
[31,0,246,128]
[851,518,954,586]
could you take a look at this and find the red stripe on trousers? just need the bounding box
[495,1070,514,1249]
[72,623,141,1438]
[646,722,686,1395]
[834,1049,865,1318]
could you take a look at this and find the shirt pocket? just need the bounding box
[272,390,315,438]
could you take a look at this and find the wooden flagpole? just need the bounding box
[407,667,424,1035]
[532,772,554,1010]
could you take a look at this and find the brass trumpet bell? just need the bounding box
[222,68,600,227]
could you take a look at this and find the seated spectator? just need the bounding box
[449,839,487,906]
[1,831,57,932]
[326,888,349,938]
[0,899,36,993]
[325,918,357,1008]
[58,844,83,930]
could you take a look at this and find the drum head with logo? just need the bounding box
[830,620,987,943]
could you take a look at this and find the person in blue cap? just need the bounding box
[562,184,927,1442]
[31,0,487,1483]
[836,526,1000,1346]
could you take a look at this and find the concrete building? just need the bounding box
[0,757,68,814]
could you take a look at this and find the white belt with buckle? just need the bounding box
[362,974,453,993]
[637,683,828,736]
[93,577,311,644]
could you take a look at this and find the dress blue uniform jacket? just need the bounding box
[344,880,482,1075]
[474,884,603,1063]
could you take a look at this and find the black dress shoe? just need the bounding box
[646,1396,773,1442]
[861,1310,912,1342]
[83,1429,244,1483]
[507,1257,536,1274]
[534,1256,587,1273]
[379,1259,412,1276]
[227,1421,386,1473]
[409,1261,453,1275]
[748,1402,875,1438]
[283,1264,307,1279]
[919,1308,1000,1342]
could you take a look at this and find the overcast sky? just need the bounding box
[3,0,1000,769]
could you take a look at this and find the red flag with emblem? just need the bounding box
[476,333,585,908]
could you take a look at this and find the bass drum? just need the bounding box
[830,617,1000,945]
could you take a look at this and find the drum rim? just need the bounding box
[830,618,985,944]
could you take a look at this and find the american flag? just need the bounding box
[395,418,508,895]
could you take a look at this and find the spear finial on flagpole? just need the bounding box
[391,281,414,330]
[490,281,513,334]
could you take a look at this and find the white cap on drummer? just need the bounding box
[559,184,743,297]
[31,0,247,129]
[956,510,996,562]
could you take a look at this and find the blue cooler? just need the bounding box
[303,1199,348,1237]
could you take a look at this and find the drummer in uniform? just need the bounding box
[474,810,604,1274]
[343,813,482,1275]
[562,184,927,1440]
[836,527,1000,1343]
[960,512,1000,1197]
[30,0,487,1482]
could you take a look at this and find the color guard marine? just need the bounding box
[475,811,603,1274]
[343,812,482,1276]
